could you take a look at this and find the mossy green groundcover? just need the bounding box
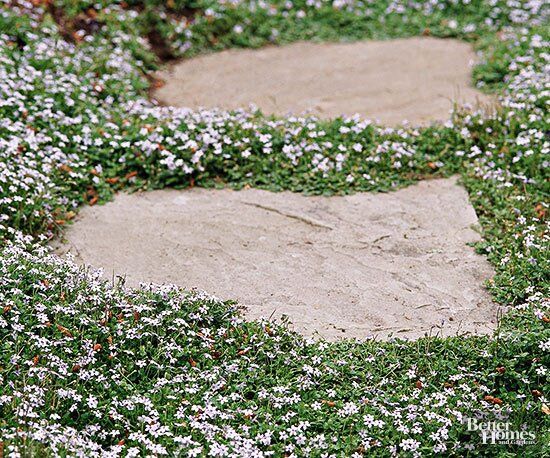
[0,0,548,456]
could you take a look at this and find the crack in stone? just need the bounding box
[241,201,334,230]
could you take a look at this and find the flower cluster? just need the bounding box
[1,241,546,456]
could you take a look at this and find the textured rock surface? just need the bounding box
[54,178,500,340]
[153,37,491,125]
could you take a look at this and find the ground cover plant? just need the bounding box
[0,0,548,456]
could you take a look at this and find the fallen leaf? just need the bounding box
[484,395,503,405]
[542,404,550,415]
[56,324,73,338]
[59,164,73,174]
[72,31,84,43]
[535,203,546,219]
[152,79,165,89]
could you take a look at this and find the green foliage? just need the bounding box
[0,0,548,456]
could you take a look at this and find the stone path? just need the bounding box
[54,177,500,340]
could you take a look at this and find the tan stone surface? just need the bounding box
[54,178,500,340]
[153,37,490,125]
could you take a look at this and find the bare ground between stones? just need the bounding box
[53,177,501,341]
[153,37,492,126]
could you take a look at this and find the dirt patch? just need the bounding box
[54,177,500,340]
[152,37,491,126]
[146,28,176,62]
[46,4,104,43]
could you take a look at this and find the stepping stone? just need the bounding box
[153,37,491,126]
[54,177,500,340]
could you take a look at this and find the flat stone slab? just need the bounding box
[54,178,499,340]
[153,37,490,126]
